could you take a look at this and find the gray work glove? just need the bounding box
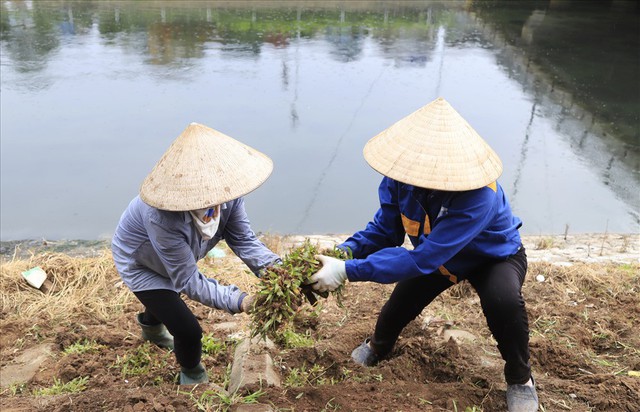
[240,294,256,314]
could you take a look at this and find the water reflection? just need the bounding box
[1,0,638,240]
[472,1,639,153]
[473,9,639,216]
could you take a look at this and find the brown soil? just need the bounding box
[1,235,639,411]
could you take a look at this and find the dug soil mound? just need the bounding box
[1,234,639,411]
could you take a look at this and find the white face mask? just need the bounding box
[189,205,221,240]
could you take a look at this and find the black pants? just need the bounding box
[370,247,531,385]
[133,289,202,369]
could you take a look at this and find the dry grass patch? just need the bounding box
[1,252,131,323]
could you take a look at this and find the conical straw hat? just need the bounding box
[140,122,273,211]
[363,97,502,191]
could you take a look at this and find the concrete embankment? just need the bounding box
[1,233,638,264]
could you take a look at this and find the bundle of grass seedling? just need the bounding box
[249,239,350,342]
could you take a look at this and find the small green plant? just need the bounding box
[285,367,306,387]
[617,263,638,275]
[531,316,559,338]
[33,376,89,396]
[340,366,352,380]
[217,388,265,410]
[201,334,226,356]
[114,342,167,379]
[250,239,351,342]
[280,327,314,348]
[284,363,331,387]
[321,397,340,411]
[7,382,27,396]
[63,339,104,355]
[593,357,617,368]
[185,386,265,412]
[13,338,25,351]
[591,331,612,341]
[221,362,233,389]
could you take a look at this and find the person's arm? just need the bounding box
[340,177,406,258]
[145,210,246,313]
[222,198,282,275]
[346,187,498,283]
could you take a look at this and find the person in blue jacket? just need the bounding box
[112,123,281,385]
[309,98,538,412]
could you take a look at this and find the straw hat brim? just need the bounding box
[363,98,502,191]
[140,123,273,211]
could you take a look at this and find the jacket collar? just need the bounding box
[183,202,228,224]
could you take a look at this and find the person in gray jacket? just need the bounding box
[111,122,280,385]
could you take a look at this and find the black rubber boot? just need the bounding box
[136,313,174,350]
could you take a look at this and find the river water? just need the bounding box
[1,1,638,240]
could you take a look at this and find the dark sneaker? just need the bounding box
[351,338,379,366]
[506,378,539,412]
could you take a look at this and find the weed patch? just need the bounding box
[249,240,350,342]
[34,376,89,396]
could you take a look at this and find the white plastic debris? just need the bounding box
[21,267,47,289]
[206,247,226,258]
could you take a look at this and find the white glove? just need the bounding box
[310,255,347,293]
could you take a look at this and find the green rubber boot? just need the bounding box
[179,362,209,385]
[136,313,174,350]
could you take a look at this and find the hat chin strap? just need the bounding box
[189,206,220,240]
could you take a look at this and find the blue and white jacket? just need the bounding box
[111,196,280,313]
[342,177,522,284]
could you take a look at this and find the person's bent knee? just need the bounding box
[183,324,203,345]
[172,319,203,345]
[483,293,525,317]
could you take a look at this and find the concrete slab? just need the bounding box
[0,343,55,388]
[228,338,281,395]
